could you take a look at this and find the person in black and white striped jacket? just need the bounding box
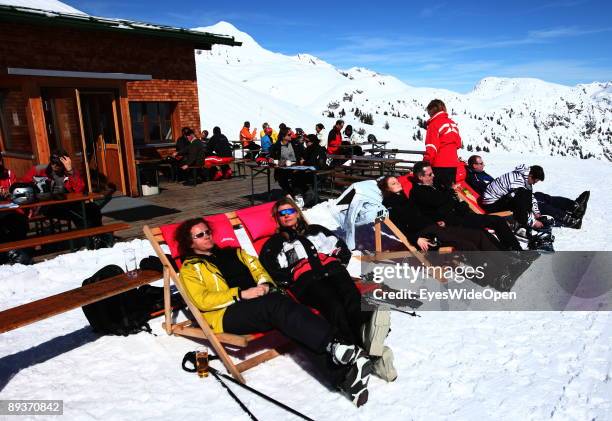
[481,164,545,229]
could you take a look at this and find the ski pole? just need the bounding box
[208,367,315,421]
[210,368,259,421]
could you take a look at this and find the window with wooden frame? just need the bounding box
[0,89,33,154]
[129,101,175,147]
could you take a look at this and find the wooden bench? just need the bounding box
[0,222,130,253]
[29,214,71,235]
[0,269,161,334]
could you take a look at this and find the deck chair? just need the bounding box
[454,181,512,218]
[371,174,454,282]
[143,211,286,384]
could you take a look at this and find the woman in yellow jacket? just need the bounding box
[175,218,374,407]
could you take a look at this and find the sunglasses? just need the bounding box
[278,208,297,217]
[192,229,212,239]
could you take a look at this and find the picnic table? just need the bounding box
[327,154,402,176]
[363,148,425,160]
[353,141,389,149]
[231,139,261,160]
[241,161,332,205]
[0,192,103,217]
[135,157,175,195]
[0,192,128,254]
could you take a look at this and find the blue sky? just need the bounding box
[68,0,612,92]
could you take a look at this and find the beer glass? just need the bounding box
[196,346,209,378]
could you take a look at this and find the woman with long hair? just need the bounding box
[175,218,373,407]
[259,198,396,382]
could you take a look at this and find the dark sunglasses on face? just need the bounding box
[192,229,211,239]
[278,208,297,217]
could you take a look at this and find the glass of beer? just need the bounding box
[195,346,209,378]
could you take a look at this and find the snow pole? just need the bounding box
[210,368,259,421]
[208,366,315,421]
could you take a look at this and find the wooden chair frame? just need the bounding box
[371,217,453,282]
[454,184,513,217]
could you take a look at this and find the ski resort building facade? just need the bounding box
[0,5,240,196]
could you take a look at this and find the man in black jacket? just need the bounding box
[173,127,192,159]
[178,131,205,169]
[465,155,494,195]
[410,161,522,251]
[300,134,328,169]
[174,128,206,182]
[292,134,329,206]
[206,126,233,179]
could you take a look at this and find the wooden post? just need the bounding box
[163,266,172,335]
[374,221,382,258]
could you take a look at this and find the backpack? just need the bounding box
[81,264,153,336]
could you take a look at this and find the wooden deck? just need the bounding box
[102,174,285,241]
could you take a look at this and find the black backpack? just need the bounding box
[81,264,153,336]
[81,259,185,336]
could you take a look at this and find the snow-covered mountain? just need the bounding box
[195,22,612,161]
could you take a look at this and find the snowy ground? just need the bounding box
[1,153,611,420]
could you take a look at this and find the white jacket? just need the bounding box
[334,180,386,250]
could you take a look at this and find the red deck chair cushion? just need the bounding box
[236,202,277,255]
[457,181,486,213]
[159,214,240,268]
[397,173,415,198]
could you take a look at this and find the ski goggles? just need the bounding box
[277,208,297,217]
[192,229,212,239]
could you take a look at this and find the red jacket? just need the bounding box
[423,111,461,167]
[22,164,85,193]
[327,129,342,154]
[1,168,26,215]
[0,168,16,192]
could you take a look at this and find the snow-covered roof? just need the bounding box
[0,0,84,14]
[0,4,242,48]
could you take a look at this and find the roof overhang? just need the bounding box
[0,5,242,49]
[7,67,152,80]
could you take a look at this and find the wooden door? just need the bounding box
[42,88,87,186]
[78,92,126,194]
